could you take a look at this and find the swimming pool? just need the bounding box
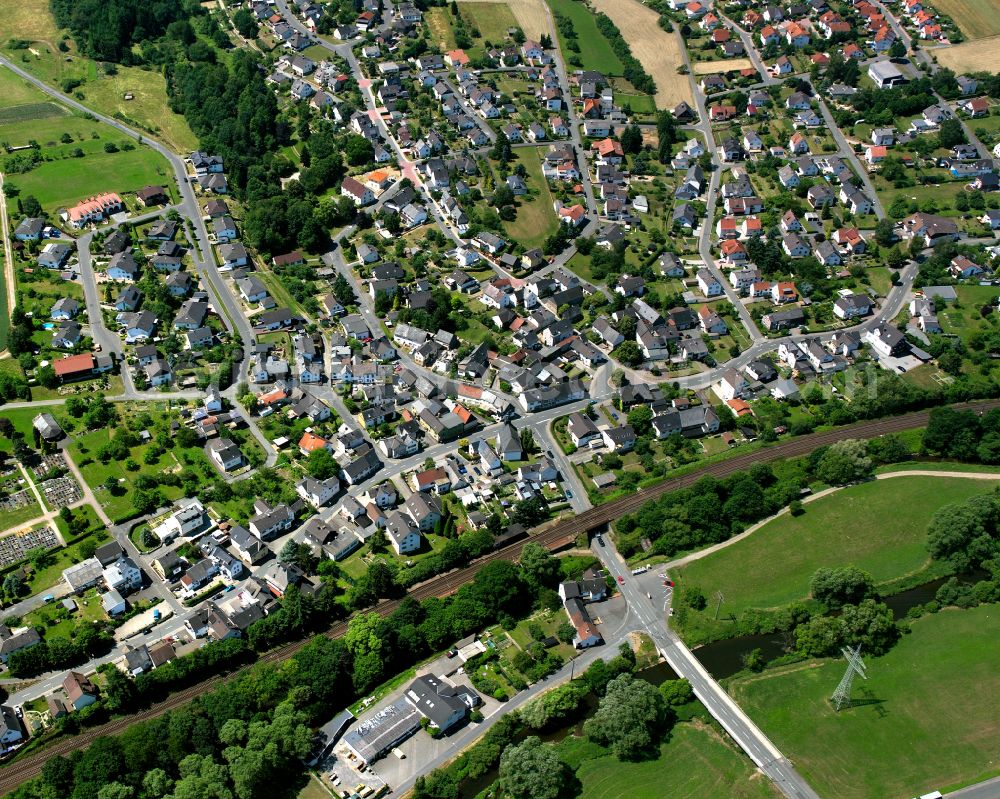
[42,322,55,330]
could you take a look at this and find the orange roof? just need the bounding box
[719,217,737,230]
[298,431,328,453]
[457,384,483,399]
[52,353,95,377]
[445,49,469,65]
[258,387,288,406]
[453,404,473,424]
[593,138,624,156]
[721,239,745,254]
[367,169,391,183]
[868,145,888,157]
[559,204,585,220]
[744,217,762,230]
[66,192,123,223]
[727,399,753,416]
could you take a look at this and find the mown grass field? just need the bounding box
[546,0,624,76]
[560,721,780,799]
[11,147,171,211]
[673,476,994,643]
[501,146,559,250]
[729,605,1000,798]
[460,1,519,42]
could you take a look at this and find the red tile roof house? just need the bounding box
[710,104,736,122]
[273,251,305,267]
[61,192,125,228]
[53,352,110,382]
[558,204,586,226]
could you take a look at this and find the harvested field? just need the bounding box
[933,36,1000,73]
[589,0,693,108]
[932,0,1000,39]
[692,58,755,75]
[460,2,519,41]
[457,0,551,40]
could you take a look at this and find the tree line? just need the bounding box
[593,14,656,96]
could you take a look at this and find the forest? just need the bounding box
[50,0,188,62]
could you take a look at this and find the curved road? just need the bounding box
[2,400,998,794]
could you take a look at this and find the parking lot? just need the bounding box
[319,751,387,799]
[0,526,59,568]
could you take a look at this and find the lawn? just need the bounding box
[23,586,107,638]
[501,147,560,250]
[673,476,994,644]
[0,494,45,532]
[565,721,780,799]
[0,405,70,453]
[546,0,624,76]
[729,605,1000,799]
[297,775,333,799]
[70,428,189,522]
[9,146,172,213]
[935,285,1000,347]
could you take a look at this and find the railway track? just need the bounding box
[0,399,994,795]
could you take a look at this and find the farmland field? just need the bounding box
[546,0,624,76]
[729,605,1000,799]
[692,58,755,75]
[671,475,994,644]
[588,0,693,108]
[932,0,1000,39]
[460,2,520,42]
[934,35,1000,73]
[0,102,66,125]
[460,0,551,40]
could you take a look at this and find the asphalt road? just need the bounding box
[0,55,257,388]
[948,777,1000,799]
[591,538,820,799]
